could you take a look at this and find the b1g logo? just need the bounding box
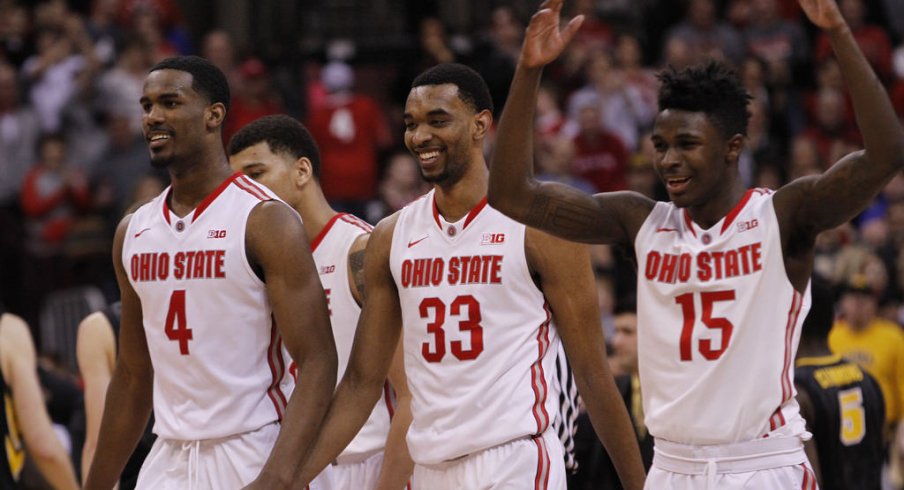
[207,229,227,239]
[481,233,505,245]
[737,219,758,232]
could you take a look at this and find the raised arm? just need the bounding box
[85,215,154,490]
[244,201,337,489]
[297,215,404,484]
[775,0,904,236]
[488,0,652,245]
[0,314,79,490]
[526,228,645,489]
[76,311,116,483]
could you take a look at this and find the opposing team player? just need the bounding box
[77,302,156,489]
[228,114,414,489]
[0,309,78,489]
[795,278,884,490]
[488,0,904,487]
[84,56,337,489]
[296,63,645,489]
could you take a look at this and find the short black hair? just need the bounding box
[801,276,836,341]
[227,114,321,179]
[411,63,493,114]
[150,56,231,112]
[657,60,751,139]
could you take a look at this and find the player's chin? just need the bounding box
[149,152,174,169]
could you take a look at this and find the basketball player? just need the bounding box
[84,56,337,490]
[77,302,156,488]
[227,114,414,489]
[488,0,904,487]
[296,63,645,489]
[795,278,884,489]
[0,309,79,489]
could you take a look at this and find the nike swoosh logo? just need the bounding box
[134,227,152,238]
[655,228,678,233]
[408,236,429,248]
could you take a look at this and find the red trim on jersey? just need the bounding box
[431,195,489,231]
[161,188,173,224]
[463,197,489,229]
[238,174,273,199]
[533,434,550,489]
[800,463,817,489]
[780,291,804,402]
[265,322,288,420]
[530,304,552,434]
[339,213,374,233]
[720,189,755,234]
[191,173,243,223]
[233,175,270,202]
[682,210,697,238]
[383,381,395,418]
[310,213,346,252]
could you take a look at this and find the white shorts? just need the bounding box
[646,436,818,490]
[331,451,383,489]
[412,428,564,490]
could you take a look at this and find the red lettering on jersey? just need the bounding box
[711,251,724,279]
[430,258,445,286]
[659,253,678,283]
[447,257,461,284]
[649,243,764,285]
[677,254,692,283]
[401,258,446,288]
[645,251,662,280]
[173,252,185,279]
[724,249,740,277]
[697,252,712,282]
[130,253,170,282]
[489,255,502,283]
[750,242,763,272]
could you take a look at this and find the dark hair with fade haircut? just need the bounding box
[657,60,751,139]
[801,276,836,341]
[227,114,322,179]
[411,63,493,114]
[150,56,231,112]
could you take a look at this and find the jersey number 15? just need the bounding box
[675,290,736,361]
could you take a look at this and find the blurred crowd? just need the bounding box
[3,0,904,485]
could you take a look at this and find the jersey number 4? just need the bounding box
[675,290,735,361]
[165,290,193,355]
[420,295,483,362]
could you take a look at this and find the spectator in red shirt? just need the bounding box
[222,57,284,144]
[570,94,629,193]
[306,61,392,216]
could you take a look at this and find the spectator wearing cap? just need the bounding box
[222,57,284,144]
[830,274,904,434]
[306,61,392,217]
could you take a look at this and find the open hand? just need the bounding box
[519,0,584,69]
[798,0,846,31]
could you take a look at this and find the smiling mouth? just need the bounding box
[147,133,171,148]
[417,149,441,164]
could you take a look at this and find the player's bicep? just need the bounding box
[112,215,153,379]
[247,201,333,362]
[346,216,402,385]
[347,233,370,306]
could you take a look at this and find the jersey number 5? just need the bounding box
[420,295,483,362]
[165,290,193,355]
[675,290,736,361]
[839,387,866,446]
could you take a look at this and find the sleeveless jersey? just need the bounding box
[310,213,394,462]
[634,189,810,444]
[389,191,560,464]
[122,173,289,440]
[795,354,884,490]
[0,312,25,488]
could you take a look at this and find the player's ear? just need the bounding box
[472,109,492,140]
[725,133,744,165]
[206,102,226,129]
[294,156,314,187]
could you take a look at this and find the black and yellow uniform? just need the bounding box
[1,308,26,487]
[795,354,885,490]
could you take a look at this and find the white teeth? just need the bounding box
[419,150,439,160]
[150,134,169,141]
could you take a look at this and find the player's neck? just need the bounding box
[296,186,338,247]
[796,339,832,359]
[686,179,748,230]
[167,155,233,217]
[433,159,488,222]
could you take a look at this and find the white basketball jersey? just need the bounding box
[123,173,290,440]
[310,213,394,463]
[389,190,561,465]
[634,189,810,445]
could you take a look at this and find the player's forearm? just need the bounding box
[374,391,414,490]
[828,25,904,172]
[28,442,79,490]
[253,355,336,488]
[488,63,545,222]
[576,374,646,490]
[296,372,387,484]
[84,369,153,490]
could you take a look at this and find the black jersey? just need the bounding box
[795,354,885,490]
[0,310,25,488]
[103,302,156,490]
